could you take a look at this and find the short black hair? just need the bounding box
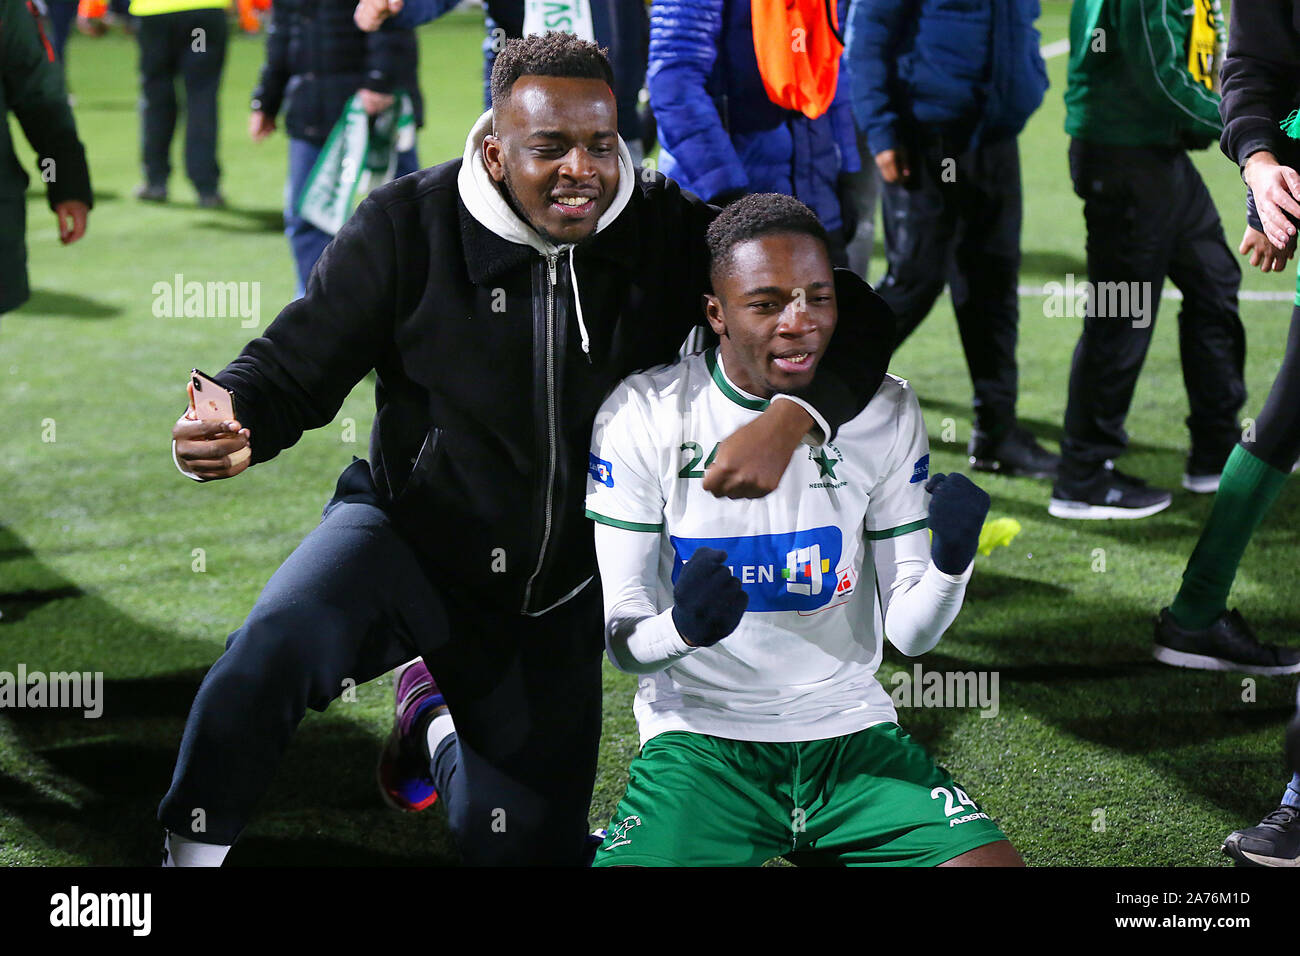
[489,32,615,113]
[706,193,830,289]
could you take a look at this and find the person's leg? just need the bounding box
[178,7,226,199]
[1166,152,1247,489]
[590,733,790,867]
[948,136,1022,438]
[843,128,879,281]
[420,590,608,865]
[1051,140,1175,517]
[284,137,332,296]
[394,146,420,179]
[48,0,78,63]
[157,464,449,858]
[874,137,959,345]
[947,135,1058,478]
[136,12,177,193]
[1161,299,1300,656]
[785,725,1017,867]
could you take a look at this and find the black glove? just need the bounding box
[925,472,990,575]
[671,547,748,647]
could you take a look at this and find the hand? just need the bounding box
[1243,151,1300,249]
[249,110,276,142]
[925,472,990,575]
[359,88,395,116]
[1239,225,1294,273]
[53,200,88,245]
[354,0,401,32]
[874,146,911,186]
[671,547,748,647]
[173,382,252,480]
[701,399,810,499]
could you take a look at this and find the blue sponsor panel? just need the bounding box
[669,526,844,612]
[910,454,930,484]
[589,452,614,487]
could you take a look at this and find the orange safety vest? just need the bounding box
[750,0,843,120]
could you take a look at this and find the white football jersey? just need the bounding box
[586,347,933,744]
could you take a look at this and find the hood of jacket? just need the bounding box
[456,109,636,256]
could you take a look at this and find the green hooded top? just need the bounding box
[1064,0,1225,148]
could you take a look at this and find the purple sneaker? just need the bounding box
[376,658,445,812]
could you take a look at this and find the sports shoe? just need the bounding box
[968,426,1060,479]
[197,193,227,209]
[1153,608,1300,674]
[1048,463,1172,519]
[376,659,446,812]
[133,183,167,203]
[1222,804,1300,867]
[1181,470,1221,494]
[1182,447,1231,494]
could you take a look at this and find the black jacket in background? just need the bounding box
[1220,0,1300,172]
[250,0,423,144]
[213,160,895,616]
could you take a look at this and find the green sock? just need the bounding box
[1169,445,1288,629]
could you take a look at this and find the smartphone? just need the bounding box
[189,369,250,467]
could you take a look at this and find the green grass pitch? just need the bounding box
[3,1,1299,866]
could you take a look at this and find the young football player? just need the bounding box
[583,193,1022,866]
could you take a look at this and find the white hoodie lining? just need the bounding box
[457,109,636,358]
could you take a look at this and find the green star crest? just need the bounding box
[813,448,840,480]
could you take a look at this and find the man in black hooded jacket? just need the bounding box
[157,31,895,867]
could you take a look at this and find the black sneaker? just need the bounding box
[968,426,1060,479]
[1048,464,1172,519]
[197,193,227,209]
[133,183,167,203]
[1152,608,1300,674]
[1183,447,1232,494]
[1222,804,1300,867]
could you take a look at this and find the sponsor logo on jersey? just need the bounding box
[588,452,614,487]
[670,527,843,612]
[604,814,642,850]
[910,454,929,484]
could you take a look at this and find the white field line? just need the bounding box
[1017,284,1293,301]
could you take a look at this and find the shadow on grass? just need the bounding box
[15,289,122,319]
[0,524,457,866]
[1019,249,1088,279]
[193,207,285,234]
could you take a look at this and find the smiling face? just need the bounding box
[482,75,620,245]
[706,232,837,398]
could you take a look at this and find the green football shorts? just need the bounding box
[593,723,1008,867]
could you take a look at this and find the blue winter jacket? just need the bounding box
[845,0,1048,155]
[648,0,861,233]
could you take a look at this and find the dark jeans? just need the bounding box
[1058,139,1245,486]
[47,0,76,62]
[876,132,1023,435]
[158,460,605,865]
[136,8,227,195]
[285,136,419,297]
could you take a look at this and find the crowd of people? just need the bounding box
[4,0,1300,867]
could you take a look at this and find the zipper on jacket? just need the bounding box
[522,252,561,613]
